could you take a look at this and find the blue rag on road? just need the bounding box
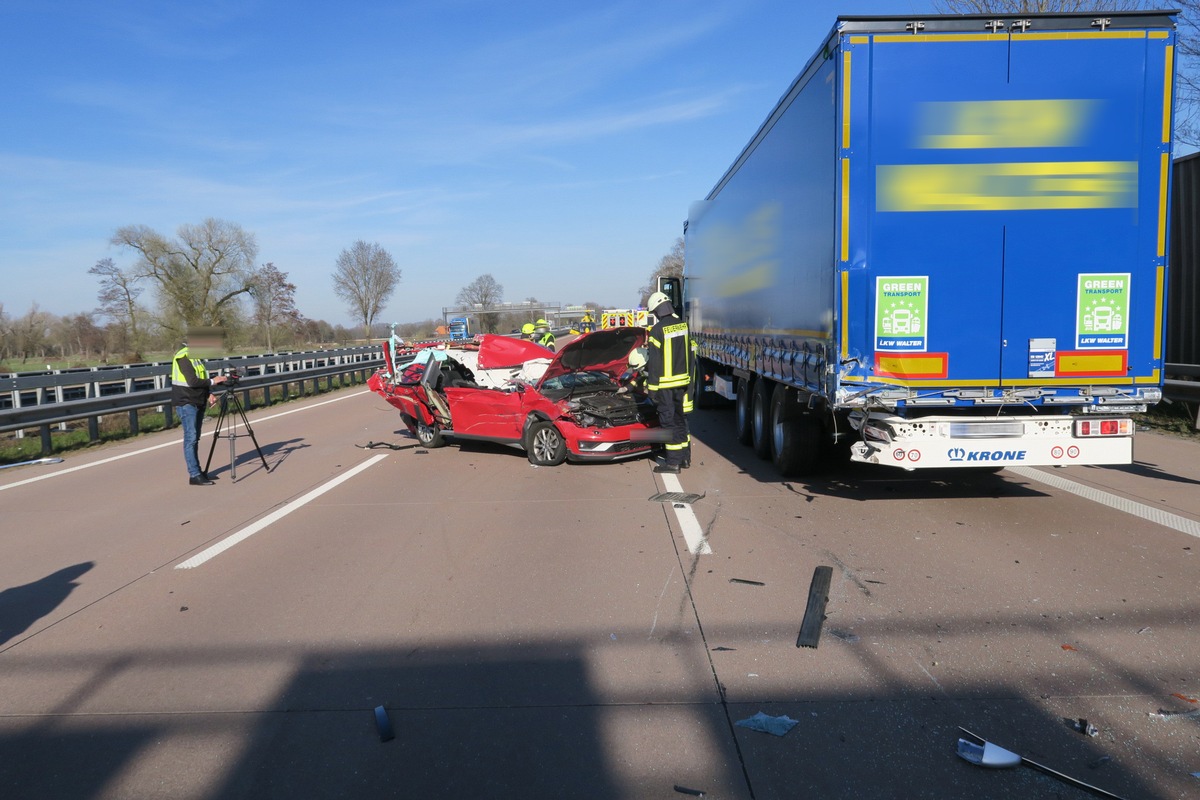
[735,711,799,736]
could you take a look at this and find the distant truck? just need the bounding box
[665,11,1175,475]
[448,317,472,341]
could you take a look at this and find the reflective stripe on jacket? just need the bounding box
[171,347,212,407]
[646,315,691,391]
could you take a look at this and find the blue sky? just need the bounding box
[1,0,929,327]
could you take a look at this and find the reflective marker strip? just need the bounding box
[175,454,389,569]
[1008,467,1200,539]
[659,472,713,555]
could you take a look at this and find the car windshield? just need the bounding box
[539,369,617,399]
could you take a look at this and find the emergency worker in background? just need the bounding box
[521,322,537,340]
[645,291,692,473]
[580,309,595,333]
[535,319,556,351]
[172,329,227,486]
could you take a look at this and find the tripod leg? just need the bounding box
[231,393,271,472]
[204,396,230,474]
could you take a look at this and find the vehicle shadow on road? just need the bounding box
[1085,459,1200,486]
[0,561,94,647]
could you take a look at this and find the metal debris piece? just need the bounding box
[796,565,833,648]
[1150,706,1200,721]
[374,705,394,742]
[355,441,411,450]
[649,491,705,504]
[729,578,764,586]
[673,786,705,797]
[711,646,736,652]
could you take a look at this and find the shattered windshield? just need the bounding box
[539,370,618,399]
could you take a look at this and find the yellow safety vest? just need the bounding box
[171,346,208,385]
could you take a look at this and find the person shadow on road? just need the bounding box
[0,562,94,646]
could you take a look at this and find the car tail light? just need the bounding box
[1074,418,1133,437]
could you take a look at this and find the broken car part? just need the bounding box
[796,565,833,648]
[956,727,1125,799]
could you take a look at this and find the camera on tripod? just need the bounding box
[222,367,243,386]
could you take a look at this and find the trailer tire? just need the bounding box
[735,377,754,445]
[751,379,773,460]
[771,385,821,475]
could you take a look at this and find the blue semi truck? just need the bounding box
[666,11,1176,474]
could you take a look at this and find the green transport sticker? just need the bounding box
[1076,273,1129,349]
[875,276,928,351]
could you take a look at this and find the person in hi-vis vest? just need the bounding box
[171,330,228,485]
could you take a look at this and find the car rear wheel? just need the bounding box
[525,420,568,466]
[416,422,444,448]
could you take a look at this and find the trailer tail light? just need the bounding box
[1074,418,1133,438]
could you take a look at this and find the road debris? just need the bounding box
[735,711,799,737]
[1150,706,1200,721]
[374,705,394,742]
[673,785,705,797]
[729,578,765,586]
[957,727,1126,799]
[0,457,64,471]
[354,441,412,450]
[796,565,833,648]
[649,491,705,504]
[1064,717,1099,737]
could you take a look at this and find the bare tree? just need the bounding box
[250,262,303,352]
[12,304,55,364]
[456,274,504,333]
[640,237,684,306]
[934,0,1146,12]
[111,218,257,333]
[332,241,400,339]
[89,257,146,355]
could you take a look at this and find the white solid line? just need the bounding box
[1008,466,1200,539]
[0,390,371,493]
[660,471,713,555]
[176,453,388,569]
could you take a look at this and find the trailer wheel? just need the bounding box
[524,420,568,466]
[735,377,753,445]
[771,384,821,475]
[416,423,444,449]
[751,379,773,460]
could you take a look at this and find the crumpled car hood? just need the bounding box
[539,327,646,386]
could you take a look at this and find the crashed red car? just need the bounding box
[367,328,658,466]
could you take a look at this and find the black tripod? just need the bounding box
[204,385,270,480]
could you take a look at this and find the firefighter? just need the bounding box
[535,319,556,351]
[644,291,691,473]
[580,309,595,333]
[521,322,536,340]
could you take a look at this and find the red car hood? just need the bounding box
[539,327,646,385]
[476,334,554,369]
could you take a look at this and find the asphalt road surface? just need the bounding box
[1,385,1198,799]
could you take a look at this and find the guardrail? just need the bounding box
[1164,363,1200,417]
[0,347,390,455]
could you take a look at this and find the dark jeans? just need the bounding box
[652,388,690,466]
[177,403,204,478]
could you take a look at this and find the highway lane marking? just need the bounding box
[175,453,388,569]
[0,390,371,493]
[660,472,713,555]
[1009,466,1200,539]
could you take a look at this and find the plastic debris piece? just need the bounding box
[1064,717,1099,737]
[734,711,799,737]
[1136,626,1151,634]
[828,629,861,644]
[374,705,394,742]
[1170,693,1198,704]
[729,578,765,586]
[1061,644,1078,651]
[673,786,705,797]
[711,646,736,651]
[958,727,1127,799]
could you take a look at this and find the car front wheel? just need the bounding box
[524,420,568,466]
[416,422,444,448]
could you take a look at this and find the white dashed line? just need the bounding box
[659,471,713,555]
[176,453,388,569]
[1008,466,1200,539]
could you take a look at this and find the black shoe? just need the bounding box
[202,472,218,481]
[681,459,691,469]
[189,475,214,486]
[653,464,681,474]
